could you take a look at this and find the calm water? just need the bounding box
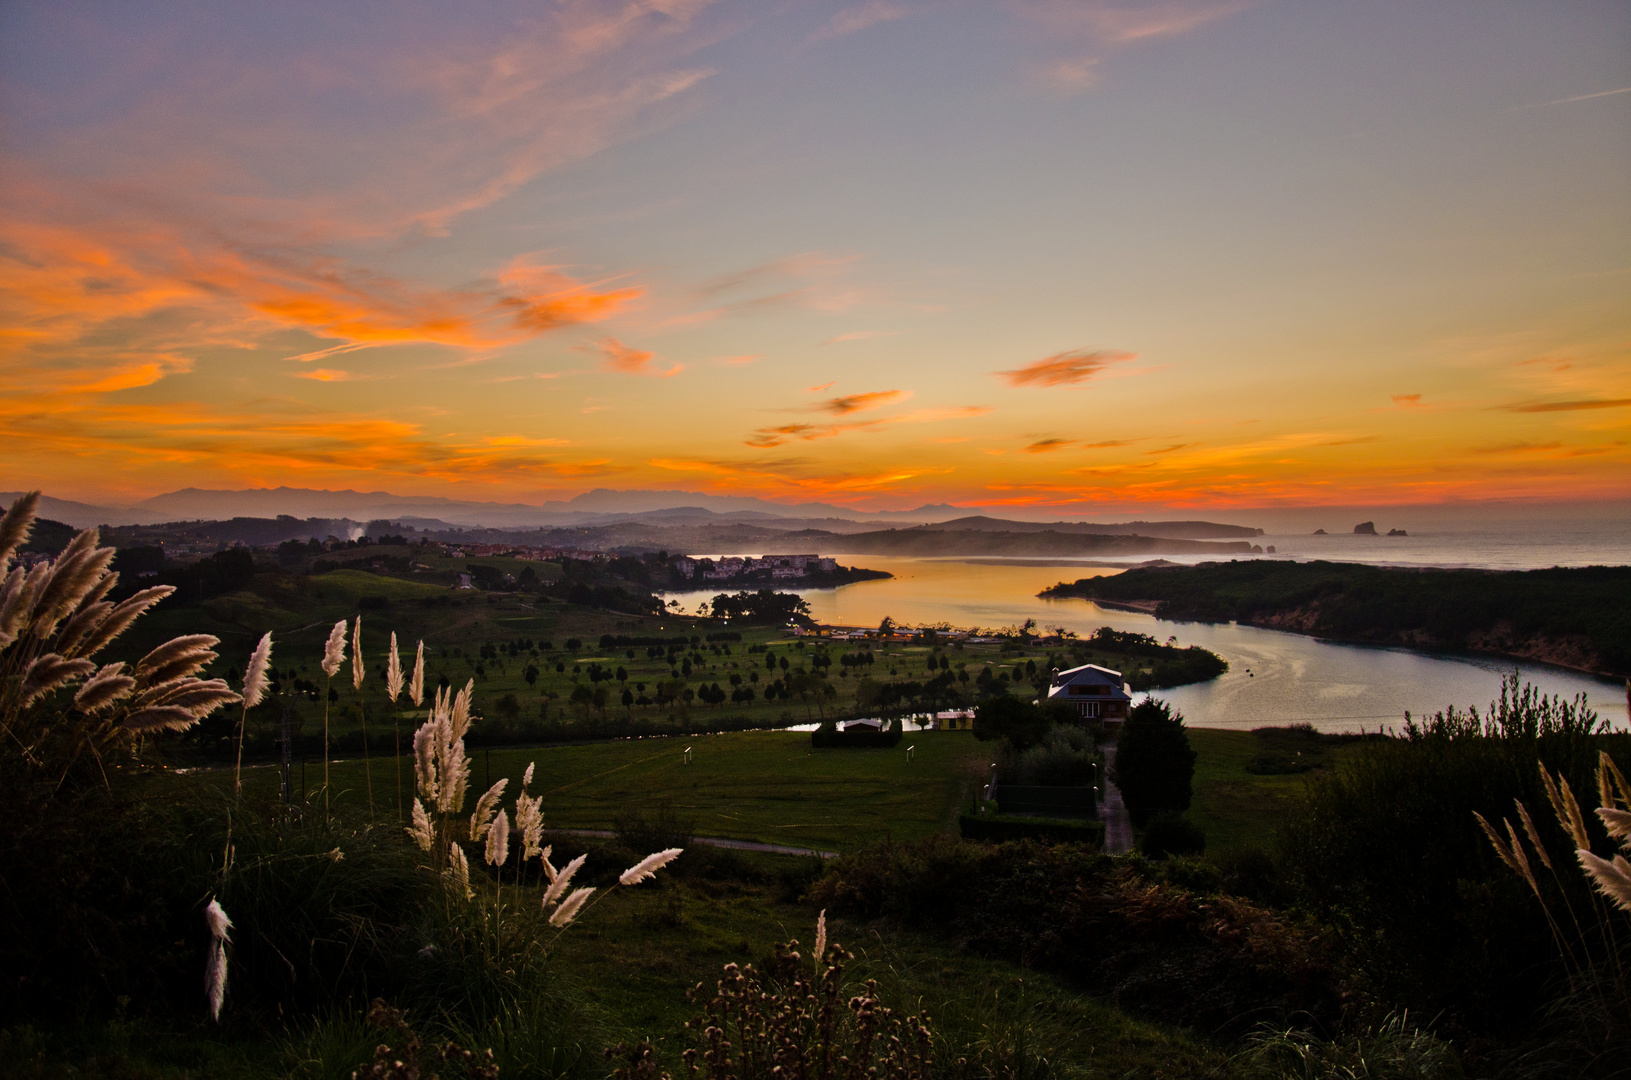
[666,555,1629,733]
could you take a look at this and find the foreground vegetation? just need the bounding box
[1043,561,1631,676]
[7,493,1631,1079]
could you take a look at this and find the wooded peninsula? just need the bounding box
[1042,561,1631,677]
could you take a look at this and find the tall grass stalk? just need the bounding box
[234,632,272,798]
[352,616,373,818]
[319,620,346,814]
[386,631,404,821]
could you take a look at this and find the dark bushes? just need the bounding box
[1139,812,1205,859]
[1281,678,1629,1043]
[810,720,903,748]
[809,836,1342,1036]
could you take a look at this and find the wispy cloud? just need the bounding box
[820,330,899,345]
[712,354,762,366]
[821,389,909,414]
[1496,397,1631,413]
[1025,437,1072,453]
[595,337,684,377]
[812,1,911,42]
[1013,0,1259,44]
[997,348,1137,387]
[293,368,361,382]
[805,382,836,392]
[743,400,984,448]
[1512,86,1631,111]
[1391,393,1422,405]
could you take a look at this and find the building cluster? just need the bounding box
[673,553,839,581]
[441,542,604,561]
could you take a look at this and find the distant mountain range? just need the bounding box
[1,486,1266,539]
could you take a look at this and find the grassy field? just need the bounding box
[233,721,1332,858]
[239,728,990,854]
[1184,727,1364,855]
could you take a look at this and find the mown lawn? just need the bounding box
[239,728,990,853]
[1184,727,1363,855]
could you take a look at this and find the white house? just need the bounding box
[1045,663,1132,724]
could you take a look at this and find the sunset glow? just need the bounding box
[2,2,1627,512]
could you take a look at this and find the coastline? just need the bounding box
[1072,594,1626,684]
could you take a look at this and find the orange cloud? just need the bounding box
[1392,393,1422,404]
[293,368,359,382]
[596,337,683,377]
[997,349,1137,387]
[743,402,985,448]
[1025,438,1072,453]
[821,389,909,414]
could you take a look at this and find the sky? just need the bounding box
[1,0,1628,515]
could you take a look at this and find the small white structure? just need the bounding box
[1045,663,1132,724]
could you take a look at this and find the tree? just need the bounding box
[1109,698,1196,826]
[973,695,1050,749]
[524,663,539,692]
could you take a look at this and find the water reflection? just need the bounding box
[665,556,1628,733]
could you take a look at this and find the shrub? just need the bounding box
[1139,811,1205,859]
[972,696,1049,748]
[610,923,934,1080]
[1281,674,1628,1041]
[996,725,1098,786]
[809,837,1342,1035]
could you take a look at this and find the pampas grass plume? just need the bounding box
[543,854,586,908]
[548,886,595,927]
[410,639,424,706]
[470,779,508,842]
[814,909,827,964]
[620,847,683,886]
[386,632,403,702]
[407,798,435,852]
[204,898,232,1021]
[1578,850,1631,912]
[485,809,510,867]
[447,842,473,900]
[321,620,346,678]
[74,661,135,713]
[242,632,272,710]
[351,616,364,690]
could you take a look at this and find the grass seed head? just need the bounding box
[549,886,595,927]
[410,640,424,706]
[620,847,684,886]
[351,616,364,691]
[470,779,508,842]
[321,620,346,678]
[242,632,272,710]
[485,809,510,867]
[386,632,403,702]
[407,798,435,852]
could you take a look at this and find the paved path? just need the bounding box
[548,828,837,859]
[1098,744,1134,854]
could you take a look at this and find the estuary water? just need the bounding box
[664,554,1629,733]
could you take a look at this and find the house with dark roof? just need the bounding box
[1045,663,1132,724]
